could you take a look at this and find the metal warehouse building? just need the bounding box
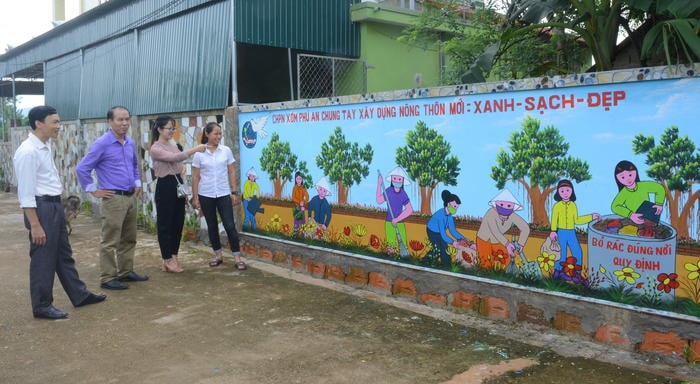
[0,0,363,120]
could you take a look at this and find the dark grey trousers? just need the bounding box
[25,199,90,310]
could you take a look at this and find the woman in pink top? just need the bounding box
[148,116,206,273]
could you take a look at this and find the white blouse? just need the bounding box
[192,144,235,198]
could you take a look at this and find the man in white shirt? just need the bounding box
[13,105,106,320]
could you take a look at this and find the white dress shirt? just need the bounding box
[192,144,235,198]
[13,133,63,208]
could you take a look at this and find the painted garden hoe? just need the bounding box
[378,170,409,259]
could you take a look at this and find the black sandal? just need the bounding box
[209,257,223,267]
[234,261,247,270]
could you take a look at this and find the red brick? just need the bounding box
[392,278,417,298]
[419,293,446,307]
[594,324,632,347]
[479,296,510,320]
[553,311,585,335]
[259,248,273,261]
[368,272,390,292]
[324,265,346,281]
[451,291,479,311]
[688,340,700,363]
[516,303,550,326]
[290,255,305,271]
[272,250,288,264]
[240,243,257,256]
[307,260,326,276]
[345,266,368,285]
[640,331,687,355]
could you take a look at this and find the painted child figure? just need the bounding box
[291,171,309,234]
[242,167,261,230]
[307,176,333,230]
[549,179,600,280]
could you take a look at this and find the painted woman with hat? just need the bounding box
[308,176,333,230]
[549,179,600,274]
[475,189,530,270]
[376,166,414,254]
[242,167,261,230]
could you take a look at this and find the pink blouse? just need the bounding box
[149,141,189,178]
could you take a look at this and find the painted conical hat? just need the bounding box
[315,176,332,196]
[246,167,257,178]
[387,166,411,185]
[487,189,522,210]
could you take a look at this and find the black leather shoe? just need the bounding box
[118,272,149,282]
[75,292,107,307]
[33,305,69,320]
[100,279,129,290]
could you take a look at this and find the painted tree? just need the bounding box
[315,127,373,205]
[259,132,299,198]
[395,120,460,215]
[491,116,592,226]
[632,126,700,239]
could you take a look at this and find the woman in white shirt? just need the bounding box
[191,122,247,270]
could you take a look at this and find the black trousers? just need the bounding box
[25,199,90,310]
[155,175,186,260]
[198,194,240,253]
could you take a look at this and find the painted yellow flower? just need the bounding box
[599,265,607,274]
[537,252,556,273]
[614,267,640,284]
[268,214,282,229]
[685,260,700,280]
[353,224,367,237]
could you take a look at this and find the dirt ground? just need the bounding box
[0,191,697,384]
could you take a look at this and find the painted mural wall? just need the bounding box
[237,64,700,308]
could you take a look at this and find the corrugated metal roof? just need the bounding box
[0,0,221,78]
[1,0,362,119]
[235,0,360,57]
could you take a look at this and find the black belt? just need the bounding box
[36,195,62,203]
[113,190,135,196]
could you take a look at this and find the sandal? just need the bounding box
[234,261,247,270]
[209,257,223,267]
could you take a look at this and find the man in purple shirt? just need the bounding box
[76,106,148,290]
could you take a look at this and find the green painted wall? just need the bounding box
[353,4,442,93]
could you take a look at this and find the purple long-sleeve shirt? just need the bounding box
[76,130,141,192]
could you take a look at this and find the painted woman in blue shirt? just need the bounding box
[426,190,468,268]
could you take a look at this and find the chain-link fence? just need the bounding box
[297,54,366,99]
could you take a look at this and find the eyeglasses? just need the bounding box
[167,128,177,132]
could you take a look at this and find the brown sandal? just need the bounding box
[234,261,247,270]
[209,257,223,267]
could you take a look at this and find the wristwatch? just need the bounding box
[230,191,239,195]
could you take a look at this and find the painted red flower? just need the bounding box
[315,228,324,239]
[370,234,380,249]
[281,224,291,235]
[409,240,425,252]
[461,251,474,264]
[343,226,351,236]
[559,256,582,277]
[656,273,679,293]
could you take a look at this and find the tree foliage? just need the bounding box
[401,0,589,84]
[315,127,373,205]
[491,116,591,225]
[403,0,700,84]
[632,126,700,239]
[395,120,460,214]
[0,97,25,141]
[259,132,299,198]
